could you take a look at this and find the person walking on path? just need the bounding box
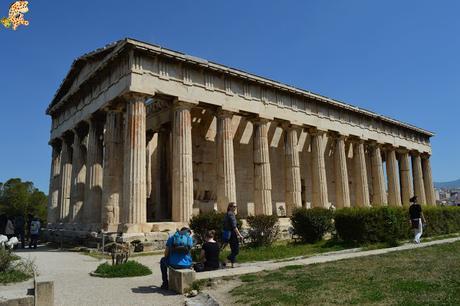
[409,196,426,244]
[160,227,194,290]
[223,202,244,268]
[5,217,15,240]
[29,217,41,249]
[14,215,25,248]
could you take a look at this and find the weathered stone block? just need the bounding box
[35,280,54,306]
[0,297,34,306]
[168,267,196,294]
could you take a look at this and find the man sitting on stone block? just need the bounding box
[160,227,194,290]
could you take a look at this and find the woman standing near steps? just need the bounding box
[223,202,244,268]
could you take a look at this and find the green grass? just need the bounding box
[231,241,460,305]
[93,261,152,278]
[0,269,31,284]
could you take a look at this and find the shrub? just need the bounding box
[0,249,35,284]
[423,206,460,237]
[189,211,242,244]
[247,215,279,247]
[334,207,409,245]
[0,248,14,272]
[290,208,334,243]
[93,260,152,278]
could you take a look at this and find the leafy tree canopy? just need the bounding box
[0,178,47,221]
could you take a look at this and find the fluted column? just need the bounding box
[253,119,273,215]
[102,110,124,230]
[422,154,436,206]
[284,125,302,215]
[172,101,194,222]
[47,140,61,224]
[123,94,147,226]
[353,140,370,207]
[69,128,86,222]
[216,110,237,212]
[386,147,402,206]
[84,117,104,224]
[399,150,413,206]
[370,143,387,206]
[58,134,73,222]
[334,135,350,208]
[310,129,329,208]
[412,152,426,205]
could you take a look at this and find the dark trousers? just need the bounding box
[15,231,25,248]
[160,257,191,284]
[29,234,39,249]
[227,232,239,263]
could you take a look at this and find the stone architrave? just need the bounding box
[370,143,387,206]
[58,134,73,222]
[84,117,104,224]
[253,119,273,215]
[310,129,329,208]
[386,147,402,206]
[102,110,124,230]
[399,150,413,206]
[123,95,147,227]
[172,101,194,222]
[284,125,302,215]
[216,110,237,212]
[353,140,370,207]
[334,135,350,208]
[422,155,435,205]
[412,152,426,205]
[47,141,61,224]
[69,128,86,222]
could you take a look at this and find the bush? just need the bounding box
[189,211,242,244]
[423,206,460,237]
[290,208,334,243]
[0,249,35,284]
[0,248,14,272]
[93,260,152,278]
[334,207,409,245]
[247,215,279,247]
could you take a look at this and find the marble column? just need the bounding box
[412,152,426,205]
[102,110,124,230]
[386,147,402,206]
[216,110,237,212]
[253,119,273,215]
[123,95,147,226]
[334,135,350,208]
[353,140,370,207]
[399,150,413,206]
[156,126,172,220]
[146,130,157,221]
[172,101,194,222]
[47,140,61,224]
[310,129,329,208]
[284,125,302,215]
[58,134,73,222]
[370,143,387,206]
[84,117,104,224]
[69,128,86,222]
[422,154,436,206]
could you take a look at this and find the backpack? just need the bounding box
[171,231,193,254]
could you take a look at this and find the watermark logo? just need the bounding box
[1,1,29,30]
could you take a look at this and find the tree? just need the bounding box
[0,178,47,221]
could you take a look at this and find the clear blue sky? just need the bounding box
[1,1,459,193]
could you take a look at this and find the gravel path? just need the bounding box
[1,246,184,306]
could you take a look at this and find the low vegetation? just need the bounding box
[93,260,152,278]
[231,241,460,305]
[0,249,36,284]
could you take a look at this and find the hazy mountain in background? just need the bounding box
[434,179,460,189]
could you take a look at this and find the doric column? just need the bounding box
[123,94,147,226]
[216,110,237,212]
[412,151,426,205]
[353,139,370,207]
[47,140,61,224]
[310,129,329,208]
[284,124,302,215]
[84,117,104,224]
[399,149,413,206]
[334,134,350,208]
[58,133,73,222]
[69,127,87,222]
[172,101,194,222]
[253,118,273,215]
[386,147,402,206]
[102,110,124,230]
[156,126,172,220]
[370,143,387,206]
[422,154,436,206]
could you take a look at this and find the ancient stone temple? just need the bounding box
[46,38,435,234]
